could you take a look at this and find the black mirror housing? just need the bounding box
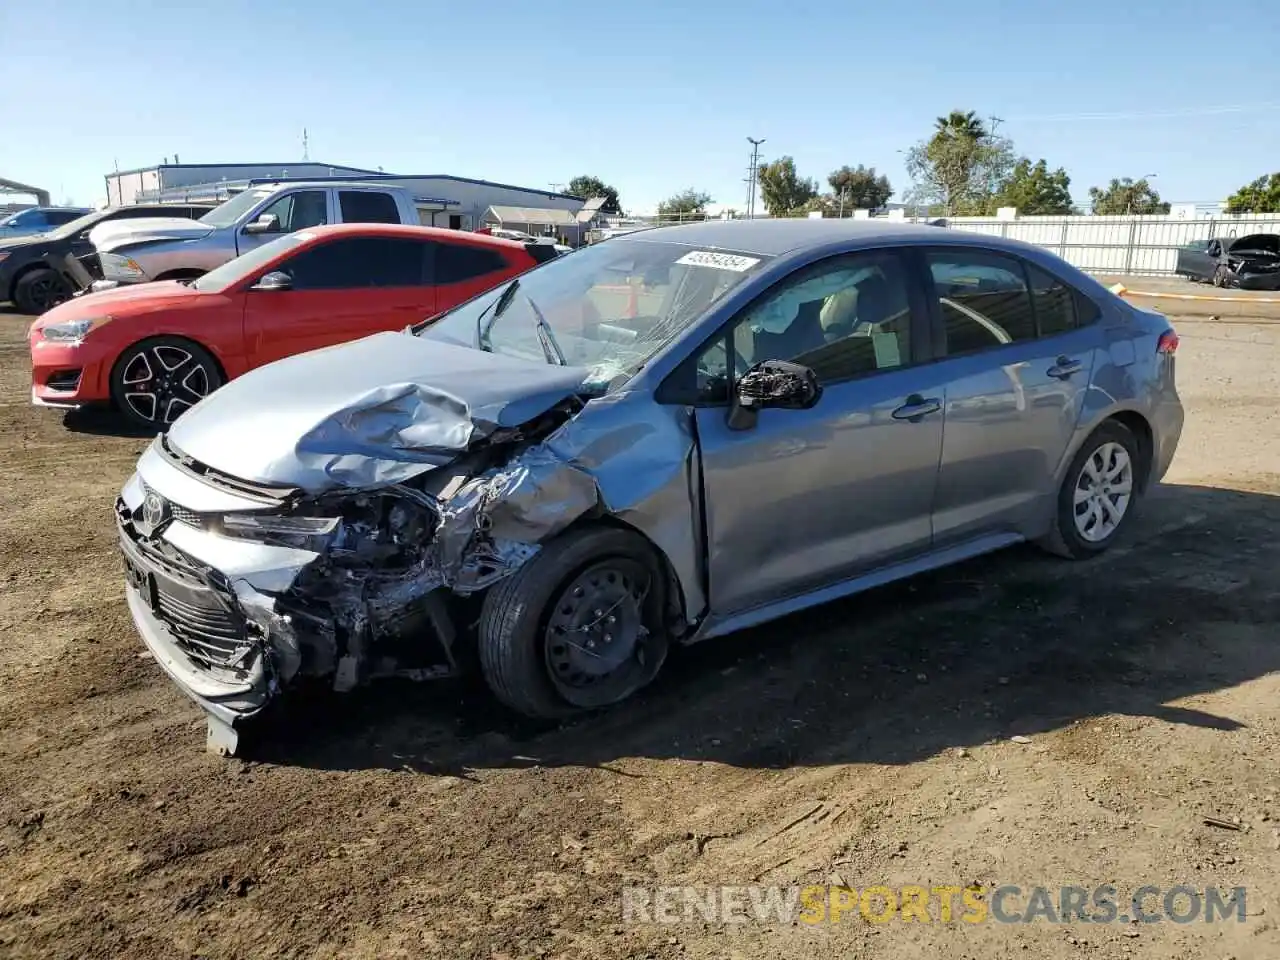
[727,360,821,430]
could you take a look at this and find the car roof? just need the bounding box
[299,222,529,249]
[624,218,1045,259]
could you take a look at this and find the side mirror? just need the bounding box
[728,360,822,430]
[252,271,292,292]
[243,213,280,235]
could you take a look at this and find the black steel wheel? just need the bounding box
[13,268,72,315]
[478,527,669,719]
[110,336,223,430]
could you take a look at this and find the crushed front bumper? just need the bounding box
[118,515,272,754]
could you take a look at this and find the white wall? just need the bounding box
[940,213,1280,275]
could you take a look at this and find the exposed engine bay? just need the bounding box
[131,396,609,708]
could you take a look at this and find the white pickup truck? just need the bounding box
[88,181,434,288]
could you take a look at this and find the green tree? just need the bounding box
[566,175,623,215]
[1088,178,1170,215]
[905,109,1013,215]
[1225,173,1280,213]
[657,188,713,221]
[826,165,893,213]
[991,158,1073,215]
[757,156,818,217]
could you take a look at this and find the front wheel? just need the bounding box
[477,527,669,719]
[13,268,72,315]
[1039,421,1143,559]
[110,336,223,431]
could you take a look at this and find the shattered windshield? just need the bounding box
[418,237,770,387]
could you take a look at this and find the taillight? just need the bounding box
[1157,330,1179,354]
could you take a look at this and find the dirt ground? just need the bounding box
[1,307,1278,960]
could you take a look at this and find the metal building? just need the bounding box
[103,162,584,231]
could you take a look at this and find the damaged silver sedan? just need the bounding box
[117,220,1184,753]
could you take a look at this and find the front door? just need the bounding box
[243,235,436,368]
[691,249,943,618]
[236,189,331,256]
[921,248,1097,546]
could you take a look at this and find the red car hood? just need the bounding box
[33,281,201,327]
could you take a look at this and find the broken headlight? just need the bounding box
[218,512,341,550]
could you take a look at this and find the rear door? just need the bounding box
[432,239,524,313]
[922,247,1100,547]
[242,235,435,368]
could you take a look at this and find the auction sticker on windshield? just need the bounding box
[676,250,762,272]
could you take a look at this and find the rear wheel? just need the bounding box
[477,527,669,719]
[13,268,72,314]
[110,336,223,430]
[1039,421,1143,559]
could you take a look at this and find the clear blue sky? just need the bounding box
[3,0,1278,212]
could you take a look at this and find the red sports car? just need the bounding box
[28,223,550,428]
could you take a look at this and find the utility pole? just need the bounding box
[745,137,766,218]
[302,128,310,162]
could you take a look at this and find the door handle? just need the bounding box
[892,394,942,422]
[1047,356,1083,379]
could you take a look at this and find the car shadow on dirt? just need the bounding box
[61,406,157,439]
[243,481,1280,776]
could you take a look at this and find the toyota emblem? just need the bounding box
[138,490,170,538]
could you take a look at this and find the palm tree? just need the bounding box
[933,110,987,142]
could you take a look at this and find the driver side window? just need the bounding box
[257,190,328,232]
[694,250,914,402]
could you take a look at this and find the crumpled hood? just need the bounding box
[90,217,213,251]
[167,331,591,493]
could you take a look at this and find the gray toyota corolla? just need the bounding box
[116,219,1183,753]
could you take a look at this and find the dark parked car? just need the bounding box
[0,203,214,314]
[1175,233,1280,290]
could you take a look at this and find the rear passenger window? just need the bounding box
[435,242,508,283]
[927,250,1036,354]
[1026,263,1076,336]
[339,191,401,224]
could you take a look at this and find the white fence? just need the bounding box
[936,214,1280,276]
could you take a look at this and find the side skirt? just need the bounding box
[688,531,1025,644]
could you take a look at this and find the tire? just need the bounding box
[1038,420,1143,560]
[13,268,72,315]
[110,336,223,431]
[477,526,669,719]
[1212,264,1230,288]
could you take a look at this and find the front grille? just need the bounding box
[119,506,253,674]
[138,480,202,529]
[154,588,252,671]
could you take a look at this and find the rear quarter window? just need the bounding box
[338,191,401,224]
[435,242,510,283]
